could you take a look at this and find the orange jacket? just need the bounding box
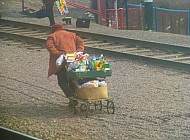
[46,29,84,77]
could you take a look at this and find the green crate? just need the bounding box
[66,70,112,79]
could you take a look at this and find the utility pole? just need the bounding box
[22,0,25,13]
[139,1,143,30]
[105,0,109,27]
[125,0,128,30]
[97,0,101,24]
[144,0,153,31]
[114,0,118,29]
[188,0,190,35]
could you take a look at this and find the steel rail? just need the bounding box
[0,126,41,140]
[0,18,190,72]
[66,29,190,54]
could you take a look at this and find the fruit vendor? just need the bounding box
[45,24,84,107]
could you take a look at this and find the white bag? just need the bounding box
[56,54,64,68]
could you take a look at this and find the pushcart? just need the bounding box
[66,70,115,117]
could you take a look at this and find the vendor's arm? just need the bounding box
[76,36,84,52]
[46,36,62,57]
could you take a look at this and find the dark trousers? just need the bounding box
[144,2,153,30]
[46,4,55,26]
[57,68,75,98]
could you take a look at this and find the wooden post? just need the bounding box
[114,0,118,29]
[105,0,109,27]
[97,0,101,24]
[22,0,25,13]
[125,0,128,30]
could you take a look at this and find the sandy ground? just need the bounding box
[1,36,190,140]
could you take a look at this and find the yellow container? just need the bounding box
[95,67,100,71]
[66,53,76,61]
[76,86,108,100]
[94,60,99,68]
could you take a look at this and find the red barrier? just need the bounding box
[128,8,140,30]
[66,1,102,15]
[104,8,125,29]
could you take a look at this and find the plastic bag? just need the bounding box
[56,54,64,68]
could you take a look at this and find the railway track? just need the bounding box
[0,126,41,140]
[1,19,190,140]
[1,18,190,71]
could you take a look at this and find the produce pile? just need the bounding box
[63,52,111,72]
[59,52,111,99]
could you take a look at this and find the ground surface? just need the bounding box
[0,0,190,140]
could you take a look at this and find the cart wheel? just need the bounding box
[107,101,115,114]
[94,100,102,111]
[80,103,89,117]
[74,106,77,114]
[80,103,86,113]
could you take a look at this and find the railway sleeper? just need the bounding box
[167,56,190,61]
[153,53,184,59]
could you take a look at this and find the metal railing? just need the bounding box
[0,126,41,140]
[101,3,190,35]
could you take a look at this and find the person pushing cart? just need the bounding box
[45,24,84,107]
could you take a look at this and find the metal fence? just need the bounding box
[154,7,190,35]
[102,4,190,35]
[128,4,190,35]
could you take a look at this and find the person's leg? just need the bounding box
[57,69,75,98]
[46,4,55,26]
[57,68,78,108]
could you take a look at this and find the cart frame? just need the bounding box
[66,70,115,117]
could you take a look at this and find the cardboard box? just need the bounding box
[76,86,108,100]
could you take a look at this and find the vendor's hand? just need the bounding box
[75,51,83,55]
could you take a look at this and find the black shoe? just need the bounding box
[73,100,78,106]
[68,99,78,108]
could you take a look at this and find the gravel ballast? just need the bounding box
[0,1,190,140]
